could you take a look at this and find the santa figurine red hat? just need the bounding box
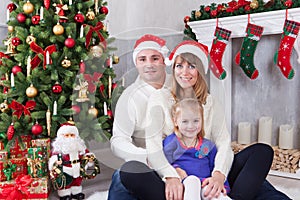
[132,34,169,65]
[165,40,209,73]
[56,121,79,138]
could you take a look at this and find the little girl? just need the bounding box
[163,98,231,200]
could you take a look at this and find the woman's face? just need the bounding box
[174,56,198,89]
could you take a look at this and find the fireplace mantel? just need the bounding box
[188,8,300,179]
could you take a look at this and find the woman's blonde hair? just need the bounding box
[171,52,208,104]
[171,98,205,139]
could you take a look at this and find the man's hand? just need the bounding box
[201,171,225,199]
[165,177,184,200]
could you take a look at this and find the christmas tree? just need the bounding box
[0,0,123,149]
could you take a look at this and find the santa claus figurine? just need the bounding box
[49,121,98,200]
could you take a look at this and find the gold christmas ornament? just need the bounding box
[26,34,36,44]
[86,9,95,21]
[89,44,104,58]
[112,55,119,64]
[0,100,9,113]
[74,79,90,102]
[195,10,202,18]
[61,57,71,68]
[8,26,14,33]
[4,37,16,55]
[26,84,38,98]
[53,23,64,35]
[250,0,259,9]
[88,106,98,118]
[23,1,34,14]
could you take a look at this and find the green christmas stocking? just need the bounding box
[274,19,300,79]
[235,23,264,80]
[209,26,232,80]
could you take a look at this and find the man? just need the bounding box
[108,34,183,200]
[49,121,95,200]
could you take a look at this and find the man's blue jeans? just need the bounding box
[107,170,138,200]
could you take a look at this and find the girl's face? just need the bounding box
[174,56,198,89]
[174,108,201,139]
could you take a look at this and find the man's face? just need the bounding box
[135,49,166,85]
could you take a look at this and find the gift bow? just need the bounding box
[9,100,36,119]
[30,42,56,69]
[84,72,102,93]
[3,163,16,181]
[1,174,32,200]
[27,158,42,177]
[84,22,107,49]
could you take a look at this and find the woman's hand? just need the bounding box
[165,177,184,200]
[201,171,225,199]
[175,167,188,180]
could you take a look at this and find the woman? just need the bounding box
[120,40,285,200]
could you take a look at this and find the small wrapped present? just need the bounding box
[10,157,28,179]
[27,147,48,178]
[0,150,8,161]
[0,179,15,199]
[27,177,50,199]
[31,138,51,159]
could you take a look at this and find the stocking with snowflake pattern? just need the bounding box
[209,26,232,80]
[235,23,264,80]
[274,19,300,79]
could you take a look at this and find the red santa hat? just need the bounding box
[132,34,169,65]
[165,40,209,74]
[57,121,79,137]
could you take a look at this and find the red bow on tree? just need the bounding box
[1,174,32,200]
[84,72,102,93]
[84,22,107,49]
[30,42,56,69]
[0,52,10,65]
[9,100,36,119]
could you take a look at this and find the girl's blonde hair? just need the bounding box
[171,52,208,104]
[171,98,205,139]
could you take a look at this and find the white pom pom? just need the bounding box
[164,58,172,66]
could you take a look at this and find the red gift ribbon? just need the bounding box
[30,42,56,69]
[1,174,32,200]
[9,100,36,119]
[84,22,107,49]
[84,72,102,93]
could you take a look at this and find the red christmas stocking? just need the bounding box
[209,26,232,80]
[235,23,264,80]
[274,19,300,79]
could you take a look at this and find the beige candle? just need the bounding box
[238,122,251,144]
[258,116,272,145]
[279,124,294,149]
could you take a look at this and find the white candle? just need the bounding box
[40,6,44,20]
[238,122,251,144]
[7,9,9,22]
[53,101,57,115]
[69,0,72,5]
[46,51,50,65]
[109,56,113,68]
[108,76,112,98]
[80,25,84,38]
[10,73,15,87]
[103,102,107,115]
[258,116,272,145]
[279,124,294,149]
[122,77,125,87]
[27,56,31,77]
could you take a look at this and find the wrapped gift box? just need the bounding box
[27,147,48,178]
[10,157,28,179]
[0,150,8,161]
[0,160,8,181]
[31,138,51,159]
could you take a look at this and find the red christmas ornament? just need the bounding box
[204,6,211,12]
[72,105,81,114]
[99,6,109,15]
[12,65,22,75]
[79,60,85,73]
[64,37,76,48]
[7,3,17,12]
[210,10,218,17]
[44,0,50,9]
[17,13,27,23]
[31,15,40,25]
[112,83,117,90]
[11,37,22,46]
[99,84,105,93]
[74,13,85,23]
[7,123,15,140]
[31,122,43,135]
[52,82,63,94]
[285,0,293,8]
[184,16,190,24]
[107,110,113,119]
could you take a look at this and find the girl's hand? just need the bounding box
[175,167,188,180]
[201,171,225,199]
[165,177,184,200]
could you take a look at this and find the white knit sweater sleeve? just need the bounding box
[145,89,180,180]
[110,88,147,164]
